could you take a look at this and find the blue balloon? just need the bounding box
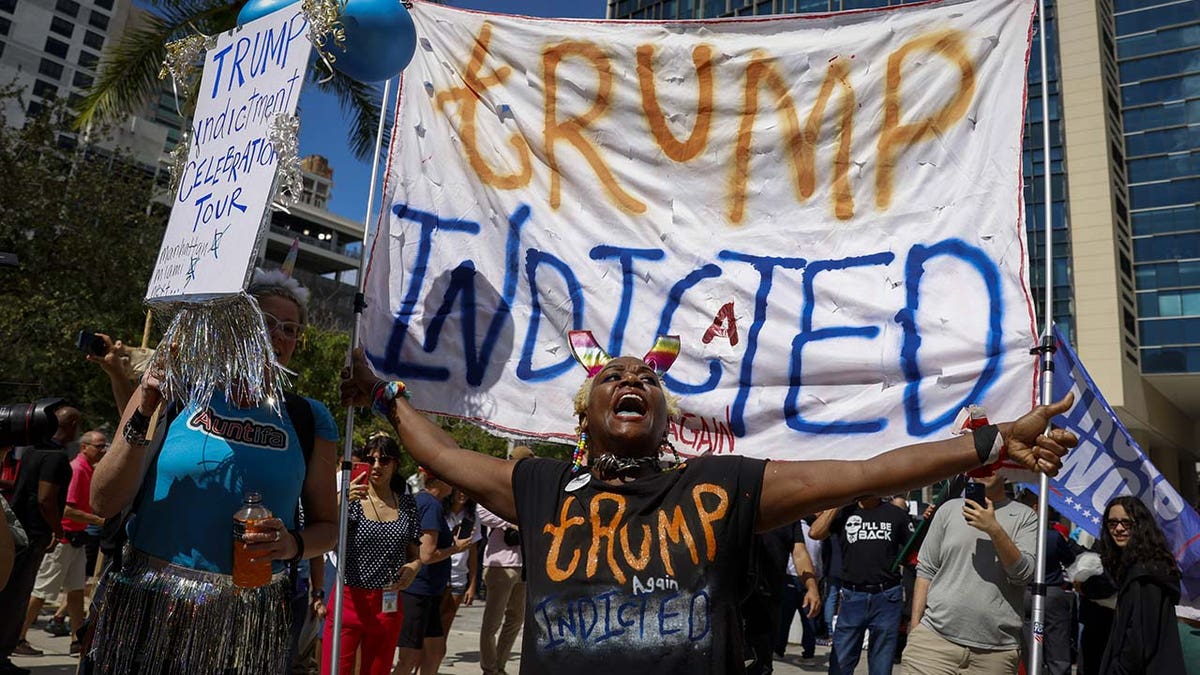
[237,0,302,26]
[329,0,417,83]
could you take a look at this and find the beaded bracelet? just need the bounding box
[371,380,410,419]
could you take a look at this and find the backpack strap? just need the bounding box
[283,391,315,470]
[282,391,316,588]
[130,402,180,516]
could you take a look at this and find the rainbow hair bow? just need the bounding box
[567,330,681,378]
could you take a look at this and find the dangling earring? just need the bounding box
[572,431,588,473]
[661,435,681,468]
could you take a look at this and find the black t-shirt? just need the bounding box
[754,521,804,595]
[831,502,912,587]
[11,445,72,541]
[512,455,766,674]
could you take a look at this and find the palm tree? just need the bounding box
[76,0,383,159]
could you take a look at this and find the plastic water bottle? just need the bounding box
[232,491,272,588]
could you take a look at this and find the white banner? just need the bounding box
[147,8,311,302]
[363,0,1040,460]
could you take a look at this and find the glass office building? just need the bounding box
[609,0,1200,499]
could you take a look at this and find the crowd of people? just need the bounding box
[0,270,1196,675]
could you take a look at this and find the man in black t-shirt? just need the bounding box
[811,497,912,675]
[0,406,78,667]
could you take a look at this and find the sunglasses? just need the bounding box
[1105,518,1135,531]
[84,441,108,450]
[263,312,303,340]
[365,455,395,466]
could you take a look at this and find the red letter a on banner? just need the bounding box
[702,302,739,347]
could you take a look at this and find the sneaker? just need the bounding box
[69,641,82,656]
[11,641,42,657]
[816,637,832,647]
[44,617,69,637]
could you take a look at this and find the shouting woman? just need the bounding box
[340,332,1076,674]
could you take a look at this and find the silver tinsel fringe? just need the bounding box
[270,114,302,207]
[167,130,192,195]
[302,0,346,68]
[158,33,210,87]
[151,294,288,412]
[90,549,291,675]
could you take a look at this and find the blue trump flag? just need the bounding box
[1025,326,1200,603]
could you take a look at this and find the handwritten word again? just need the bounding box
[209,11,307,99]
[435,24,975,224]
[375,203,1005,439]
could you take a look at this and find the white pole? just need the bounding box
[330,74,395,665]
[1029,1,1056,673]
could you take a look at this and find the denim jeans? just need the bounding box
[823,577,842,632]
[829,585,902,675]
[776,575,817,657]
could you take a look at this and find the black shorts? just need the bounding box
[398,591,444,647]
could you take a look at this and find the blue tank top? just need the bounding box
[130,391,337,574]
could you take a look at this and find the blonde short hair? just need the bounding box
[247,268,310,325]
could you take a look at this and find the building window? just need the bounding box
[73,71,93,88]
[50,15,73,37]
[38,58,64,79]
[33,80,58,99]
[93,0,112,8]
[44,37,69,59]
[88,10,108,30]
[0,0,15,14]
[27,101,44,117]
[0,17,9,34]
[54,0,79,17]
[83,30,103,50]
[78,50,98,68]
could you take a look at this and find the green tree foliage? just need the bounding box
[0,93,166,429]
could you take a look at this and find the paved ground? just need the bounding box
[16,601,889,674]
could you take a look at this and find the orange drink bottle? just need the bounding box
[232,491,273,588]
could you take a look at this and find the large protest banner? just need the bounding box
[1020,327,1200,603]
[147,9,311,302]
[362,0,1041,459]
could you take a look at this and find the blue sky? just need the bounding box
[297,0,606,222]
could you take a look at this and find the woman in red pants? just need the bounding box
[322,434,421,674]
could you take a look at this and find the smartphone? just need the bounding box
[455,511,476,540]
[350,462,370,484]
[76,330,106,357]
[964,481,986,506]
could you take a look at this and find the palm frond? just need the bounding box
[75,0,242,130]
[310,65,385,161]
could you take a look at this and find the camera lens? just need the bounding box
[0,398,64,446]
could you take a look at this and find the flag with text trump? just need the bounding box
[361,0,1041,459]
[1031,327,1200,603]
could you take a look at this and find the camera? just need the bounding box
[0,398,65,446]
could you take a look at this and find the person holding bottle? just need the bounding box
[87,269,340,675]
[321,434,420,675]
